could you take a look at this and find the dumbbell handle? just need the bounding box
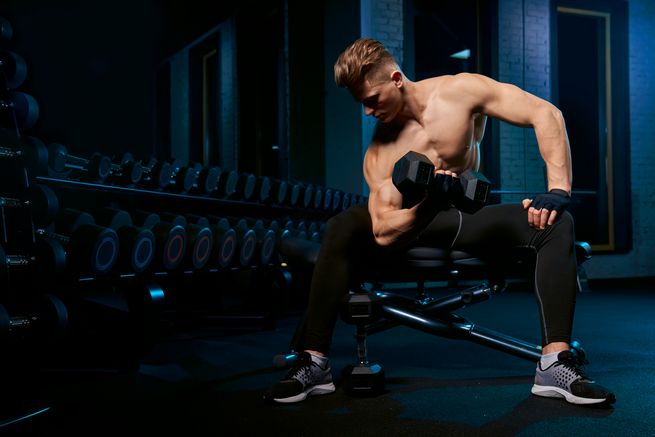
[59,153,87,168]
[0,146,20,159]
[7,315,37,329]
[35,228,69,244]
[0,195,28,208]
[2,254,35,267]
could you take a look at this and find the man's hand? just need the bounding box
[522,189,571,230]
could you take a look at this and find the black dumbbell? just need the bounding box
[331,190,342,212]
[276,219,309,241]
[132,210,187,271]
[188,214,236,269]
[0,132,49,176]
[236,218,276,265]
[287,182,302,207]
[341,192,352,211]
[0,183,59,228]
[37,208,120,276]
[321,188,334,211]
[254,176,271,203]
[187,163,221,195]
[167,162,200,193]
[0,17,13,42]
[160,212,213,270]
[0,90,39,130]
[212,168,239,198]
[0,49,27,89]
[213,216,257,267]
[204,217,237,268]
[233,173,257,201]
[0,294,68,340]
[141,157,174,189]
[298,184,314,209]
[0,241,66,281]
[106,152,143,187]
[47,142,112,182]
[270,179,288,205]
[92,207,155,273]
[392,150,491,212]
[312,187,324,209]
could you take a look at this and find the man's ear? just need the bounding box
[391,70,403,88]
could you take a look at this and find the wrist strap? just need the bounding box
[549,188,570,198]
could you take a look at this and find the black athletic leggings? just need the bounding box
[302,203,577,354]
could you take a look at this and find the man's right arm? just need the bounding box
[364,148,442,247]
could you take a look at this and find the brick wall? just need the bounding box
[498,0,551,204]
[370,0,404,67]
[585,0,655,278]
[358,0,404,195]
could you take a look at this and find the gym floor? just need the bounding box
[2,282,654,436]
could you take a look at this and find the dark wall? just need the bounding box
[1,0,235,161]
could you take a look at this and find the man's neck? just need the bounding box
[397,80,426,125]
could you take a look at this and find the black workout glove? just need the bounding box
[530,189,571,215]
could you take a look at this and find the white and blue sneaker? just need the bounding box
[264,352,335,404]
[532,350,615,405]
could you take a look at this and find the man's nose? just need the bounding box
[364,106,374,116]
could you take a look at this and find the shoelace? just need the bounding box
[556,353,590,381]
[285,355,315,381]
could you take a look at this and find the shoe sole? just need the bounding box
[273,382,336,404]
[531,384,614,405]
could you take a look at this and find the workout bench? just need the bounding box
[274,236,591,395]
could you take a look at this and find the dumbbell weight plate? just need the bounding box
[93,207,132,230]
[117,226,155,273]
[236,173,256,200]
[26,183,59,228]
[0,50,27,89]
[187,225,213,270]
[0,17,13,42]
[47,143,71,175]
[313,188,323,209]
[87,153,111,181]
[55,208,95,236]
[131,210,160,230]
[151,223,186,270]
[38,293,68,332]
[211,218,237,268]
[34,237,67,274]
[68,224,119,275]
[0,303,9,334]
[8,91,39,130]
[196,166,220,194]
[114,153,143,185]
[255,176,271,202]
[302,185,314,208]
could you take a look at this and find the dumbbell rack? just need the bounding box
[0,14,367,380]
[34,173,329,328]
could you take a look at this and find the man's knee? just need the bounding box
[324,204,372,240]
[557,210,575,236]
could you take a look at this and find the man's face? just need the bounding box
[352,71,402,123]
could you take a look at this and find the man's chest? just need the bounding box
[394,114,474,163]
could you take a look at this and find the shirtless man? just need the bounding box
[265,38,615,405]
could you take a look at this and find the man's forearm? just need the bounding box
[534,106,573,193]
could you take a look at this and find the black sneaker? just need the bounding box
[532,350,616,405]
[264,352,335,404]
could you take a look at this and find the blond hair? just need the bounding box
[334,38,398,91]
